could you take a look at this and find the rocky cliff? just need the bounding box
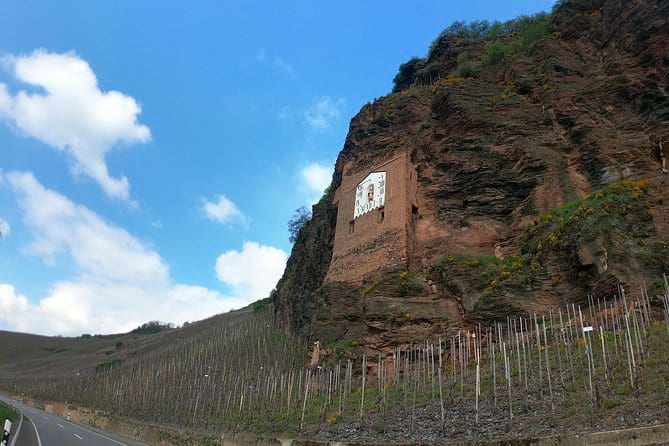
[273,0,669,359]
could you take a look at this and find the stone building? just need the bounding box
[326,152,418,282]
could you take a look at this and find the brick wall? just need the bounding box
[326,152,417,283]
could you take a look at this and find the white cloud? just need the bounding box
[0,218,10,238]
[300,162,333,204]
[254,50,295,78]
[277,106,291,119]
[216,242,287,301]
[0,171,283,336]
[0,284,31,330]
[202,194,245,224]
[8,171,166,284]
[304,96,343,130]
[274,57,295,78]
[0,50,150,201]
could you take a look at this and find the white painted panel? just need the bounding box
[354,172,386,219]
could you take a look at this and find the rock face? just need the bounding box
[273,0,669,357]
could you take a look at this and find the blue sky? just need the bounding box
[0,0,555,335]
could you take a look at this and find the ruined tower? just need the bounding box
[326,151,418,282]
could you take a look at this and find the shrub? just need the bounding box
[427,12,551,59]
[131,321,174,335]
[519,179,652,261]
[615,383,634,395]
[551,275,561,287]
[481,41,509,66]
[95,359,123,373]
[398,271,425,297]
[513,14,550,55]
[252,300,269,313]
[328,339,355,351]
[486,22,505,40]
[432,253,538,296]
[453,52,478,78]
[392,57,425,93]
[552,0,596,14]
[603,398,621,410]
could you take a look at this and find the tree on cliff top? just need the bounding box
[288,206,312,243]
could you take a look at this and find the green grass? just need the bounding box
[0,400,18,430]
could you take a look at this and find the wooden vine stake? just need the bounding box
[502,341,513,423]
[438,338,445,425]
[578,306,595,408]
[599,326,609,385]
[663,274,669,336]
[475,335,481,425]
[542,316,555,414]
[300,371,310,430]
[360,354,366,420]
[492,341,498,411]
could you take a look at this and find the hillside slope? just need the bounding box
[0,303,307,430]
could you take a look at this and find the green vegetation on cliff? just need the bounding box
[394,11,551,92]
[519,179,662,267]
[432,180,667,299]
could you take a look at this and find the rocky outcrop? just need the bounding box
[273,182,339,335]
[273,0,669,355]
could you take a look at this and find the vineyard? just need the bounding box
[1,277,669,442]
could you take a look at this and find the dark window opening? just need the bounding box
[349,220,355,234]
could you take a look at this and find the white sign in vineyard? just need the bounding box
[354,172,386,219]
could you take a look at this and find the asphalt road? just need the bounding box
[0,396,146,446]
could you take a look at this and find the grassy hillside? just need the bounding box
[0,302,309,432]
[0,329,168,373]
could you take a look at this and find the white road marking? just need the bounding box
[2,395,129,446]
[74,433,83,440]
[9,412,23,446]
[58,423,64,428]
[60,418,129,446]
[42,416,48,420]
[28,417,43,446]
